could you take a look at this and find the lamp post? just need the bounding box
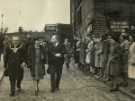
[1,14,4,33]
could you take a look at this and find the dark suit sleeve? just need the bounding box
[47,43,53,64]
[18,45,27,64]
[3,47,9,68]
[61,44,66,55]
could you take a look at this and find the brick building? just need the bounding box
[70,0,135,39]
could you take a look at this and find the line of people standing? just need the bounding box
[74,32,134,92]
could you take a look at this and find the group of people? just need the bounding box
[2,31,135,96]
[2,34,66,96]
[74,32,135,92]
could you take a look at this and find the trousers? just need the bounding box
[9,68,24,93]
[50,64,63,91]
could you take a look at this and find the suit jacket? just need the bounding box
[48,42,65,66]
[107,39,122,76]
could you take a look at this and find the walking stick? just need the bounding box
[0,72,5,89]
[27,64,39,96]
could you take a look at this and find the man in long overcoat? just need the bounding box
[48,35,65,92]
[106,34,122,91]
[4,37,26,96]
[120,34,130,87]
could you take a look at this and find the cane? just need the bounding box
[0,72,5,90]
[27,64,38,96]
[0,67,9,90]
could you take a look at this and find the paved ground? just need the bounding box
[0,57,134,101]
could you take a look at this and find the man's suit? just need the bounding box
[48,42,65,92]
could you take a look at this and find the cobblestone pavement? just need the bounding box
[0,59,134,101]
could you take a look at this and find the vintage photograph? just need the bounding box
[0,0,135,101]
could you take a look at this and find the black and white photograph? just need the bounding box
[0,0,135,101]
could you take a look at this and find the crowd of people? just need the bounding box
[74,32,135,92]
[1,31,135,96]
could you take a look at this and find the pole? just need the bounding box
[0,72,5,91]
[1,14,4,33]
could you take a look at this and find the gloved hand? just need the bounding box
[55,53,62,57]
[20,62,27,68]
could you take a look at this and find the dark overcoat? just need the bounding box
[27,43,45,80]
[4,44,25,78]
[100,40,110,68]
[120,40,130,73]
[107,39,122,76]
[48,42,65,73]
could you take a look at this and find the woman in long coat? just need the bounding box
[75,39,81,67]
[128,38,135,93]
[120,34,130,87]
[128,42,135,79]
[94,36,102,76]
[107,34,122,91]
[79,39,87,71]
[27,39,45,95]
[85,36,95,73]
[99,35,110,79]
[101,35,110,81]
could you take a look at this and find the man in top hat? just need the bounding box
[47,34,65,92]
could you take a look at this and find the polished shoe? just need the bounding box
[17,88,22,92]
[94,75,101,79]
[56,87,60,91]
[51,89,55,93]
[110,85,119,92]
[110,88,118,92]
[103,78,111,82]
[35,90,38,96]
[122,82,128,87]
[131,89,135,94]
[9,92,15,97]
